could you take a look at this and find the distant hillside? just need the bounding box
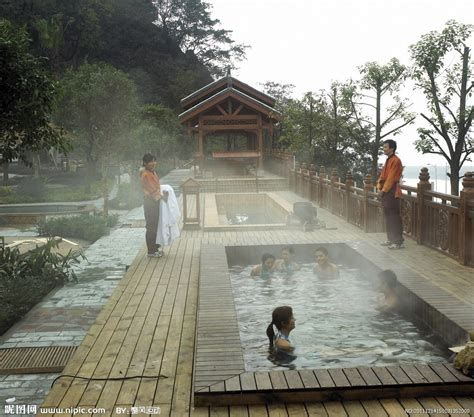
[0,0,213,108]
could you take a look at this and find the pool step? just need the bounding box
[194,363,474,406]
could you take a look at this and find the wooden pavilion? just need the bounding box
[178,74,281,174]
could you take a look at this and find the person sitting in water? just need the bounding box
[376,269,399,312]
[251,253,276,278]
[273,246,300,274]
[313,247,339,278]
[266,306,296,353]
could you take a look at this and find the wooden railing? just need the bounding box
[282,161,474,267]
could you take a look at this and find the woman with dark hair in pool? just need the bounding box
[266,306,296,352]
[251,253,276,278]
[266,306,297,366]
[273,246,300,274]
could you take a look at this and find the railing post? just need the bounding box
[459,172,474,265]
[416,167,432,244]
[330,168,338,213]
[363,174,372,232]
[345,171,354,222]
[295,162,301,195]
[319,166,326,207]
[308,164,316,200]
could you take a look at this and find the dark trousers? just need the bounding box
[144,197,160,254]
[381,187,404,244]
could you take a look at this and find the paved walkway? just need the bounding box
[0,207,145,415]
[36,187,473,416]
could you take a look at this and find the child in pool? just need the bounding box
[313,247,339,278]
[273,246,300,274]
[251,253,276,278]
[266,306,296,353]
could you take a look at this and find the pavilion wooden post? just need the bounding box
[345,171,354,222]
[416,167,432,244]
[198,116,204,175]
[181,178,201,230]
[459,172,474,265]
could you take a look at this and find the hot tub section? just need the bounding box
[204,192,291,231]
[195,243,474,406]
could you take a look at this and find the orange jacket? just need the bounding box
[377,154,403,198]
[140,167,161,200]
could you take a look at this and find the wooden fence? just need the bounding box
[263,154,474,267]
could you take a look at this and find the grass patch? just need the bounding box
[0,178,102,204]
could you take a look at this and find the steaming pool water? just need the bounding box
[229,263,448,371]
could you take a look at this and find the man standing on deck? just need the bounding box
[377,139,404,250]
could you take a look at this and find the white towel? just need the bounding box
[156,184,181,246]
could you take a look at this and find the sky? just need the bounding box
[209,0,474,168]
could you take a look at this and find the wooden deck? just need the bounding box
[39,190,474,416]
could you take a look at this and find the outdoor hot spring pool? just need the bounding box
[229,263,448,371]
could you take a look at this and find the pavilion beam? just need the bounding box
[194,124,260,131]
[202,115,257,121]
[233,104,244,115]
[216,104,227,115]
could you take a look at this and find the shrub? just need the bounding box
[37,213,119,242]
[17,177,47,198]
[109,183,142,210]
[0,239,84,335]
[0,186,12,197]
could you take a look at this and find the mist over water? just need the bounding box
[229,264,448,371]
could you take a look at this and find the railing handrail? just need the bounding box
[424,189,460,202]
[264,152,474,266]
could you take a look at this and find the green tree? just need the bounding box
[410,20,473,195]
[316,83,372,181]
[0,19,66,181]
[260,81,295,148]
[342,58,415,181]
[279,92,327,162]
[57,63,138,215]
[139,104,188,159]
[153,0,248,76]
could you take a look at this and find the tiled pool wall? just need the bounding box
[204,193,292,231]
[196,242,473,403]
[224,243,469,349]
[216,193,288,223]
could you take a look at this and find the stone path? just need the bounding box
[0,206,146,415]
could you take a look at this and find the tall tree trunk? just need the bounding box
[373,86,382,185]
[371,157,378,185]
[450,162,460,196]
[2,161,8,182]
[101,158,109,218]
[33,153,41,178]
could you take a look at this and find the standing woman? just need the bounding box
[140,154,165,257]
